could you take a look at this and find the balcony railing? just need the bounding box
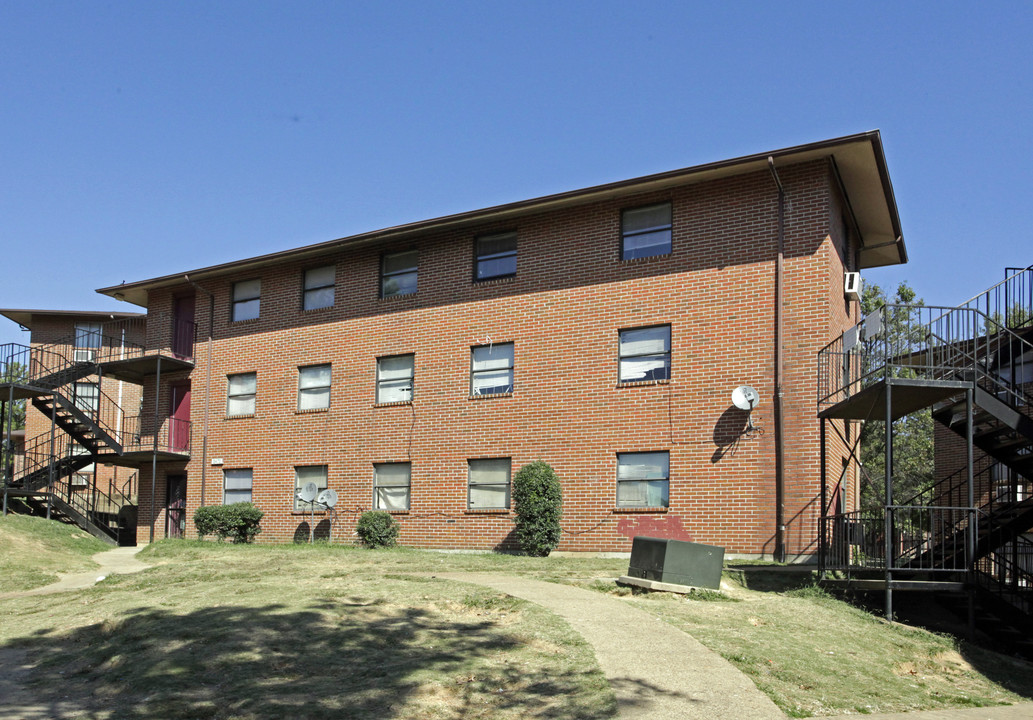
[121,415,191,455]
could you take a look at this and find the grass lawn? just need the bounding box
[0,512,111,592]
[1,521,1032,718]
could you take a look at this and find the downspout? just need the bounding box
[767,157,787,563]
[184,274,214,507]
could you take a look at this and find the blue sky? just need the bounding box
[2,2,1031,346]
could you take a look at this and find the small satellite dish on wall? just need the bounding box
[317,489,338,508]
[298,482,319,503]
[731,385,760,411]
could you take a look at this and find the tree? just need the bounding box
[0,360,27,430]
[858,282,934,509]
[512,461,563,556]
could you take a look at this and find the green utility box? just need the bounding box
[626,536,724,589]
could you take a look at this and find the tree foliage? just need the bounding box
[1,360,27,430]
[859,281,934,509]
[512,461,563,556]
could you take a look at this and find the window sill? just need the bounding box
[379,293,417,302]
[292,509,329,516]
[295,407,329,414]
[616,379,670,388]
[474,275,516,286]
[381,509,410,515]
[302,305,334,313]
[469,392,513,400]
[225,413,255,420]
[464,508,511,515]
[612,506,669,514]
[374,400,413,408]
[230,317,261,325]
[620,252,671,264]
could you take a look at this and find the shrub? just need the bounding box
[356,511,399,548]
[193,503,264,543]
[512,460,562,556]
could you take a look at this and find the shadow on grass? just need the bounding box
[6,598,617,719]
[724,565,818,593]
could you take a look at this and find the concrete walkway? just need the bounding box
[437,573,1033,720]
[437,572,784,720]
[0,545,149,600]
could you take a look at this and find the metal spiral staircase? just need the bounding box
[817,265,1033,646]
[1,314,195,544]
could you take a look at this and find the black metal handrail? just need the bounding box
[821,504,978,574]
[975,534,1033,615]
[818,304,1033,412]
[120,415,192,454]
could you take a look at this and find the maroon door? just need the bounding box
[169,382,191,452]
[172,295,196,358]
[166,474,187,539]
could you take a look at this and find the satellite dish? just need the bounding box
[298,482,319,503]
[317,488,338,508]
[731,385,760,411]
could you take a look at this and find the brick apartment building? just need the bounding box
[2,132,906,558]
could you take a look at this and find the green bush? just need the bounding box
[356,511,399,548]
[193,503,264,543]
[512,460,563,556]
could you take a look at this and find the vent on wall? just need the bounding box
[844,272,862,301]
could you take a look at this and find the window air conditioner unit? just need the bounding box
[74,348,95,363]
[844,272,862,301]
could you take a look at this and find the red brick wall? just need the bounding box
[133,159,857,557]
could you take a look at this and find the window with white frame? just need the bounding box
[294,465,329,511]
[227,372,256,416]
[470,343,514,395]
[618,325,671,382]
[617,452,670,508]
[468,458,511,509]
[374,462,411,510]
[303,266,335,310]
[381,250,418,298]
[223,468,253,504]
[74,322,102,362]
[298,364,331,410]
[621,202,672,260]
[73,381,99,414]
[232,279,261,321]
[376,354,414,403]
[475,231,517,280]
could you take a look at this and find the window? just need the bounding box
[381,250,418,298]
[374,462,411,510]
[618,325,671,382]
[621,202,672,260]
[232,279,261,321]
[224,469,253,504]
[376,354,414,403]
[74,322,101,362]
[73,382,99,414]
[294,465,329,511]
[475,231,517,280]
[303,266,335,310]
[468,458,511,509]
[470,343,514,395]
[617,452,670,508]
[227,372,256,416]
[298,364,331,410]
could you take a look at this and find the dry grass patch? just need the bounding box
[0,513,109,592]
[0,540,616,719]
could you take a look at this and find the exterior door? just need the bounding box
[172,294,196,358]
[169,381,191,452]
[166,474,187,539]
